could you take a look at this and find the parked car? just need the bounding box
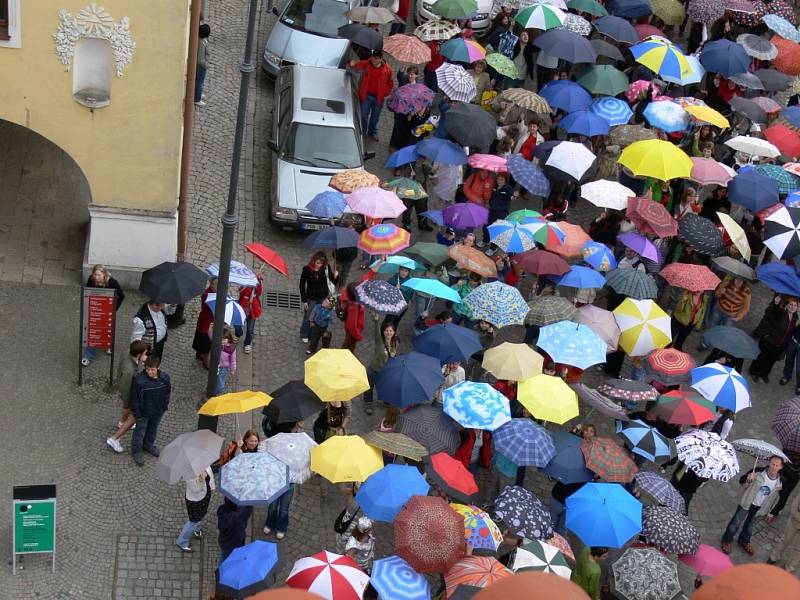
[414,0,493,34]
[268,65,373,229]
[262,0,363,77]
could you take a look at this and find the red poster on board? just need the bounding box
[86,295,115,349]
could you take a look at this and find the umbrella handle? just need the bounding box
[752,454,758,474]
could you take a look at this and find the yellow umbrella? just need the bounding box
[612,298,672,357]
[482,342,544,381]
[518,375,579,425]
[684,105,730,129]
[310,435,384,482]
[304,349,370,402]
[197,390,272,415]
[618,139,693,181]
[717,212,751,261]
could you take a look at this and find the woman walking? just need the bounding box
[362,316,400,415]
[299,252,338,344]
[238,268,263,355]
[82,264,125,366]
[750,297,799,383]
[176,466,215,552]
[192,277,217,369]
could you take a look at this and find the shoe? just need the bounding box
[144,445,160,457]
[106,349,113,355]
[720,541,732,554]
[263,526,272,535]
[81,358,90,367]
[780,377,789,386]
[106,437,124,454]
[369,134,379,142]
[767,558,777,565]
[365,404,373,416]
[305,350,313,355]
[133,454,145,467]
[301,337,309,344]
[738,540,755,555]
[176,543,192,552]
[193,530,203,539]
[195,100,206,107]
[244,345,252,354]
[276,532,285,540]
[763,375,770,384]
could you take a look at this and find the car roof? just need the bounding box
[291,65,355,127]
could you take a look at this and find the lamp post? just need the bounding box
[198,0,260,432]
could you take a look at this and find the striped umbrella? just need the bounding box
[590,97,634,126]
[617,419,673,462]
[445,556,512,598]
[370,556,430,600]
[645,348,696,385]
[357,223,410,255]
[691,363,751,412]
[499,88,551,113]
[631,37,693,80]
[287,551,369,599]
[515,2,566,30]
[605,269,659,299]
[441,37,486,63]
[655,390,716,425]
[613,298,671,356]
[435,63,477,103]
[526,220,567,247]
[511,540,572,579]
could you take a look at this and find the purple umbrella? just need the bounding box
[618,232,660,262]
[443,203,489,229]
[387,83,436,114]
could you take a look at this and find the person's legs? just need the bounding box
[217,367,229,393]
[772,462,800,516]
[308,324,324,353]
[362,366,378,407]
[176,520,202,548]
[389,21,406,35]
[548,497,566,535]
[82,346,98,364]
[131,416,148,460]
[721,505,749,544]
[143,412,163,452]
[360,97,371,134]
[737,504,761,544]
[243,316,256,347]
[299,300,317,339]
[782,338,799,383]
[195,66,207,103]
[368,98,382,138]
[266,487,294,534]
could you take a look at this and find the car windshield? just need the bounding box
[280,0,350,37]
[280,123,362,169]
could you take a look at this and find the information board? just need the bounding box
[79,287,117,386]
[12,484,56,574]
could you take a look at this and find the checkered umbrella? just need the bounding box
[525,296,578,326]
[355,279,407,315]
[493,486,554,540]
[610,547,682,600]
[463,282,530,328]
[642,505,701,555]
[396,404,461,455]
[507,154,551,197]
[772,397,800,453]
[581,436,639,483]
[634,471,685,513]
[361,431,428,462]
[493,419,556,467]
[573,384,630,422]
[597,379,657,403]
[617,419,673,463]
[605,269,659,300]
[675,429,740,482]
[414,19,461,42]
[436,63,477,103]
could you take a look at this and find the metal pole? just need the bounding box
[198,0,260,432]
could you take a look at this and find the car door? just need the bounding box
[271,67,294,214]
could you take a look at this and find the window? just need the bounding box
[0,0,20,47]
[280,0,350,37]
[280,123,361,169]
[0,1,9,40]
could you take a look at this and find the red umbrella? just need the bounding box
[426,452,479,503]
[244,242,289,277]
[772,35,800,76]
[513,249,570,275]
[286,551,369,599]
[655,390,716,425]
[445,556,512,598]
[645,348,695,385]
[764,124,800,156]
[636,24,665,40]
[659,263,721,292]
[395,496,465,573]
[626,197,679,238]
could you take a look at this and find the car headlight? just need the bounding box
[263,49,281,66]
[273,207,298,221]
[475,13,488,20]
[422,2,434,11]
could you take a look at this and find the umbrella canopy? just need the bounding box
[618,139,693,181]
[605,269,659,299]
[718,213,752,260]
[377,352,444,409]
[679,213,724,255]
[485,53,519,78]
[357,223,411,255]
[537,321,608,370]
[518,375,580,424]
[443,203,489,229]
[678,544,734,578]
[329,169,380,193]
[431,0,479,18]
[265,380,324,424]
[772,397,800,453]
[610,547,681,600]
[577,65,628,96]
[445,557,512,598]
[757,262,800,296]
[418,137,468,166]
[597,379,658,403]
[493,485,554,540]
[728,169,779,211]
[732,438,789,462]
[754,163,800,195]
[199,390,272,416]
[559,109,611,137]
[528,220,570,248]
[643,100,689,133]
[617,419,673,462]
[263,432,317,484]
[450,504,504,551]
[205,293,247,327]
[493,418,556,467]
[403,278,461,304]
[338,23,382,50]
[468,153,508,173]
[691,363,751,412]
[552,266,607,289]
[387,84,436,115]
[383,34,431,63]
[725,134,780,158]
[613,298,672,356]
[440,37,486,64]
[515,2,566,29]
[447,102,497,148]
[688,0,725,23]
[413,323,482,363]
[763,13,800,41]
[220,452,290,506]
[287,551,369,600]
[594,15,640,43]
[498,88,551,113]
[306,190,347,219]
[370,555,431,600]
[396,404,461,454]
[482,342,544,381]
[356,464,430,522]
[700,38,751,76]
[610,0,655,17]
[573,383,631,422]
[642,505,701,554]
[755,68,790,90]
[217,540,281,599]
[631,37,692,79]
[582,242,618,272]
[361,431,428,462]
[311,435,383,483]
[592,38,625,62]
[386,144,421,168]
[702,325,760,360]
[569,0,609,16]
[609,124,657,147]
[207,260,259,287]
[373,255,425,273]
[565,482,642,548]
[545,141,596,181]
[685,104,730,129]
[395,496,465,573]
[414,19,460,42]
[426,452,479,503]
[659,263,721,292]
[738,34,777,60]
[463,282,529,328]
[675,429,740,482]
[244,242,289,277]
[355,279,407,315]
[618,231,660,262]
[511,540,572,579]
[405,242,451,267]
[304,226,359,250]
[532,28,598,63]
[575,305,620,350]
[654,390,714,426]
[139,261,207,304]
[506,154,551,196]
[304,349,370,402]
[634,471,685,513]
[713,256,755,281]
[542,430,595,484]
[765,205,800,259]
[590,97,633,126]
[627,196,679,238]
[526,296,578,326]
[487,220,539,253]
[581,436,639,483]
[435,63,477,103]
[155,429,224,484]
[730,96,769,125]
[443,381,512,431]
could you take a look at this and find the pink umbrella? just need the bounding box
[679,543,734,577]
[468,154,508,173]
[625,80,668,103]
[346,187,406,219]
[752,96,782,113]
[689,157,735,187]
[784,162,800,177]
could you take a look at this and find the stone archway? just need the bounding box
[0,120,90,284]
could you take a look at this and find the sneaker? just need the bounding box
[305,350,313,355]
[176,543,192,552]
[276,532,285,540]
[767,558,777,565]
[133,454,145,467]
[106,437,124,453]
[193,530,203,539]
[301,337,309,344]
[81,358,90,367]
[244,345,252,354]
[106,349,113,355]
[195,100,206,107]
[780,377,790,386]
[263,526,272,535]
[144,445,160,457]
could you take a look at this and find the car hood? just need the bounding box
[266,22,349,68]
[277,160,343,212]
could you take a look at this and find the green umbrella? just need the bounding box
[431,0,479,19]
[506,209,543,223]
[651,0,685,26]
[405,242,452,267]
[385,177,428,200]
[486,53,519,79]
[577,65,629,96]
[512,539,572,578]
[567,0,608,17]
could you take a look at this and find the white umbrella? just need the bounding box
[580,180,635,210]
[262,432,317,484]
[435,63,477,103]
[724,135,780,158]
[511,540,572,579]
[545,141,596,180]
[204,293,247,327]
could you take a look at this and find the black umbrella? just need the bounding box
[755,68,791,92]
[702,325,760,359]
[641,505,700,555]
[678,213,724,256]
[446,102,497,148]
[764,206,800,260]
[591,38,625,62]
[594,15,640,44]
[265,380,324,424]
[139,261,207,304]
[303,226,359,250]
[396,404,460,455]
[338,23,382,51]
[730,97,768,125]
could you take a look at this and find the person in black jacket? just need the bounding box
[750,297,798,383]
[217,498,253,564]
[130,355,171,466]
[299,251,338,343]
[82,264,125,366]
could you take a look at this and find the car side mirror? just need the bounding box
[272,6,280,16]
[268,139,279,152]
[364,150,376,161]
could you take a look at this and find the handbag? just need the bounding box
[325,267,336,297]
[334,506,360,534]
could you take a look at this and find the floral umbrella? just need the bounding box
[387,84,435,114]
[642,505,701,554]
[450,504,504,551]
[626,196,679,238]
[220,452,290,506]
[674,429,740,482]
[355,279,407,315]
[659,263,721,292]
[395,496,465,573]
[329,169,380,193]
[463,282,529,328]
[610,547,682,600]
[493,486,554,540]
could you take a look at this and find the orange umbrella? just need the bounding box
[329,169,380,193]
[445,556,513,598]
[246,590,322,600]
[693,564,800,600]
[547,222,591,257]
[448,245,498,278]
[773,35,800,76]
[473,571,590,599]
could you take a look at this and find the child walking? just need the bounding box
[217,326,237,392]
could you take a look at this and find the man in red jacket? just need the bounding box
[351,50,394,141]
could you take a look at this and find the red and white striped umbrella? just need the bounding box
[287,551,369,600]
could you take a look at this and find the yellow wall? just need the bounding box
[0,1,190,212]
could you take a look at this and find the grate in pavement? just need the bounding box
[263,291,302,310]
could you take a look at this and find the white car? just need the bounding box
[415,0,493,34]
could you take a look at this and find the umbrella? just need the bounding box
[356,464,430,522]
[468,153,508,173]
[413,323,482,363]
[659,263,721,292]
[304,349,370,402]
[514,249,569,275]
[540,80,592,113]
[645,349,696,385]
[487,220,539,253]
[643,101,690,133]
[577,65,628,96]
[244,242,289,277]
[552,265,607,289]
[220,452,290,506]
[377,352,444,408]
[440,37,486,64]
[306,190,347,219]
[361,431,428,462]
[618,232,660,262]
[265,380,324,424]
[329,169,380,193]
[402,277,462,304]
[631,37,693,80]
[357,223,410,256]
[493,485,554,540]
[573,383,631,422]
[498,88,551,113]
[764,13,800,41]
[414,19,461,42]
[512,540,571,579]
[542,430,595,484]
[526,296,578,326]
[608,0,653,17]
[565,482,642,548]
[483,342,544,381]
[395,496,465,573]
[634,471,685,513]
[485,53,518,79]
[542,225,587,256]
[756,68,790,90]
[383,34,431,63]
[263,432,316,484]
[689,157,733,187]
[387,84,436,115]
[311,435,383,483]
[533,28,598,63]
[675,429,740,481]
[568,0,609,16]
[724,134,780,158]
[765,205,800,259]
[445,557,512,598]
[713,256,755,282]
[738,34,777,60]
[207,260,259,287]
[580,179,634,211]
[626,197,678,238]
[506,154,551,197]
[338,23,383,50]
[730,96,769,125]
[431,0,479,18]
[582,436,639,483]
[450,504,504,551]
[592,39,625,63]
[618,139,693,181]
[609,124,657,147]
[559,109,611,137]
[730,69,770,90]
[700,39,751,76]
[594,15,639,44]
[443,381,512,431]
[396,404,461,454]
[515,2,566,29]
[537,321,608,370]
[463,282,529,328]
[493,419,556,467]
[435,63,477,103]
[370,556,431,600]
[405,242,450,267]
[217,541,281,599]
[617,419,673,462]
[582,242,618,272]
[702,325,760,359]
[597,379,657,403]
[691,363,751,412]
[728,169,779,212]
[605,269,658,300]
[139,261,207,304]
[772,397,800,453]
[688,0,725,23]
[155,429,224,484]
[642,505,700,554]
[757,262,800,296]
[518,375,580,424]
[205,293,247,327]
[562,13,593,36]
[304,226,359,250]
[443,203,488,229]
[287,551,369,599]
[355,279,407,315]
[447,102,497,148]
[545,141,596,181]
[575,305,620,350]
[732,438,790,463]
[386,144,421,168]
[754,163,800,195]
[685,104,731,129]
[589,97,633,127]
[679,544,735,578]
[610,547,681,600]
[199,390,272,416]
[426,452,479,503]
[613,298,672,357]
[372,255,425,273]
[679,213,724,255]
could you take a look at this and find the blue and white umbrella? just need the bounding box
[463,281,530,328]
[306,190,347,219]
[590,97,634,126]
[616,419,673,462]
[207,261,259,287]
[493,418,556,467]
[487,219,540,253]
[661,54,704,86]
[205,293,247,327]
[371,555,431,600]
[537,321,608,370]
[507,153,551,197]
[763,14,800,43]
[690,363,751,413]
[443,381,512,431]
[582,241,618,271]
[643,101,690,133]
[220,452,290,506]
[551,265,607,289]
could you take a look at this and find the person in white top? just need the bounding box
[176,467,215,552]
[617,248,646,272]
[131,300,168,358]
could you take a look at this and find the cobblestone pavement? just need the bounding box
[0,1,797,598]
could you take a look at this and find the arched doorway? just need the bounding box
[0,120,90,284]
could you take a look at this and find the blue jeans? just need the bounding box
[300,300,318,338]
[217,367,229,393]
[265,486,294,534]
[244,315,256,346]
[362,366,378,405]
[195,66,207,102]
[361,95,382,137]
[176,520,203,547]
[783,337,800,383]
[131,413,164,457]
[722,504,760,544]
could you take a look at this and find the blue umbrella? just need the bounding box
[420,209,444,226]
[533,28,598,64]
[487,219,540,253]
[371,255,425,273]
[443,381,512,431]
[594,15,639,44]
[303,225,359,249]
[463,281,531,328]
[220,452,290,506]
[205,294,247,327]
[551,265,607,289]
[699,39,751,77]
[643,101,690,133]
[402,277,463,303]
[541,431,595,484]
[756,263,800,297]
[787,190,800,208]
[728,168,779,212]
[386,144,420,168]
[493,418,556,467]
[507,153,551,196]
[606,0,651,18]
[207,261,259,287]
[537,321,608,370]
[565,482,642,547]
[376,351,445,408]
[616,419,673,462]
[356,465,430,522]
[781,106,800,128]
[590,97,633,126]
[413,323,483,363]
[540,80,593,112]
[416,138,468,165]
[763,14,800,43]
[559,110,611,137]
[582,241,618,271]
[217,540,280,599]
[371,555,431,600]
[690,363,751,412]
[306,190,347,219]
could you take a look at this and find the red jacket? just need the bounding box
[340,286,366,342]
[396,0,410,19]
[196,287,216,334]
[355,59,394,104]
[425,41,444,72]
[454,430,492,469]
[238,275,263,319]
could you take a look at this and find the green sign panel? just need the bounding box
[14,500,56,553]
